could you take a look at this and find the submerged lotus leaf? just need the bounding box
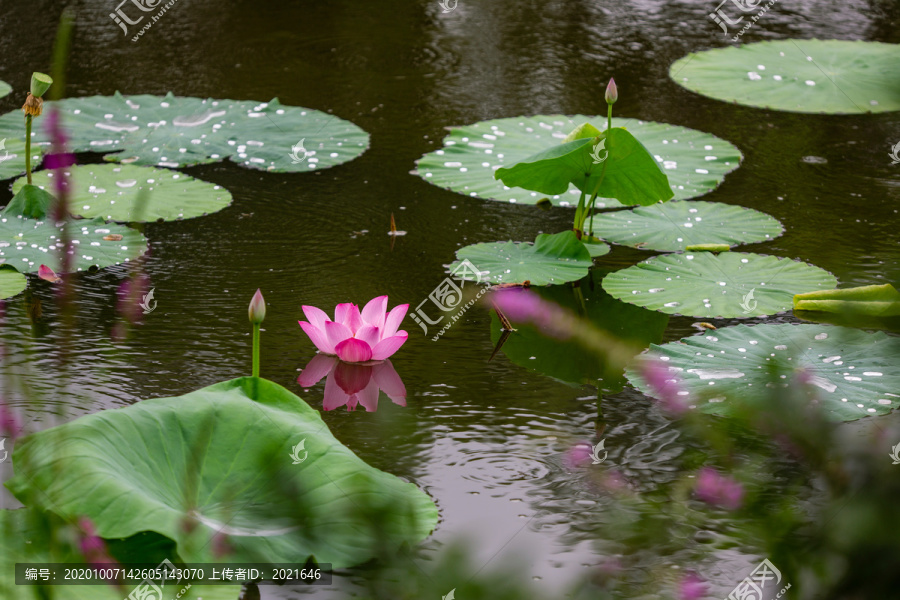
[0,138,43,181]
[0,80,10,99]
[0,92,369,172]
[602,252,837,318]
[491,274,669,390]
[0,266,26,299]
[494,127,675,207]
[0,510,238,600]
[14,163,232,222]
[670,40,900,114]
[5,377,438,568]
[450,231,598,286]
[414,115,742,206]
[627,324,900,422]
[591,201,784,252]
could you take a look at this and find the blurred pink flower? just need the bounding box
[77,517,116,565]
[695,467,744,511]
[679,572,708,600]
[38,264,61,283]
[298,354,406,411]
[0,401,21,439]
[641,356,690,417]
[299,296,408,362]
[489,289,572,339]
[565,442,595,469]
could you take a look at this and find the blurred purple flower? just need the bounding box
[641,357,690,417]
[0,401,21,439]
[679,572,708,600]
[565,442,594,469]
[43,108,76,214]
[489,289,572,339]
[77,517,116,565]
[116,272,151,325]
[298,354,406,411]
[695,467,744,511]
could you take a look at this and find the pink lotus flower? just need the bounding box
[299,296,409,362]
[641,356,691,417]
[695,467,745,511]
[679,572,708,600]
[298,354,406,411]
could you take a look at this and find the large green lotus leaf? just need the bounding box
[0,137,43,181]
[0,80,10,99]
[794,284,900,317]
[414,115,742,207]
[0,212,147,274]
[450,231,597,286]
[0,92,369,172]
[14,163,232,222]
[591,201,784,252]
[5,377,438,569]
[491,274,669,390]
[0,266,26,299]
[670,40,900,114]
[602,252,837,318]
[494,127,675,207]
[627,324,900,422]
[0,510,238,600]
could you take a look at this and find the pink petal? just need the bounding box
[297,354,337,388]
[334,303,354,324]
[302,305,331,330]
[356,380,380,412]
[323,371,351,411]
[324,320,353,352]
[335,338,373,363]
[334,361,373,394]
[361,296,388,329]
[355,324,382,349]
[38,264,61,283]
[345,304,365,334]
[299,321,334,354]
[382,304,409,338]
[371,331,408,360]
[373,360,406,406]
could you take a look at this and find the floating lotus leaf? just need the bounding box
[627,324,900,422]
[670,40,900,114]
[0,92,369,172]
[494,126,675,207]
[0,80,10,99]
[14,163,232,222]
[0,510,238,600]
[591,201,784,252]
[414,115,741,207]
[450,231,598,286]
[0,266,26,299]
[0,138,43,181]
[602,252,837,318]
[491,274,669,390]
[5,377,438,568]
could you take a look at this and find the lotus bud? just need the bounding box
[605,78,618,105]
[30,72,53,98]
[249,289,266,325]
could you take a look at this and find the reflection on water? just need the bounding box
[297,354,406,411]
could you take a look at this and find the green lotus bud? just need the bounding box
[30,72,53,98]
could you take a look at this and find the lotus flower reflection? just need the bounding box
[298,354,406,411]
[299,296,409,362]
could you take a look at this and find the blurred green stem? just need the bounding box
[25,114,33,184]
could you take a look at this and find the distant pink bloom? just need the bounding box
[77,517,115,565]
[299,296,408,362]
[489,289,572,339]
[641,356,690,417]
[679,572,707,600]
[0,402,21,439]
[565,442,595,469]
[38,264,61,283]
[298,354,406,411]
[695,467,744,511]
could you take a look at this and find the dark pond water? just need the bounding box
[1,0,899,597]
